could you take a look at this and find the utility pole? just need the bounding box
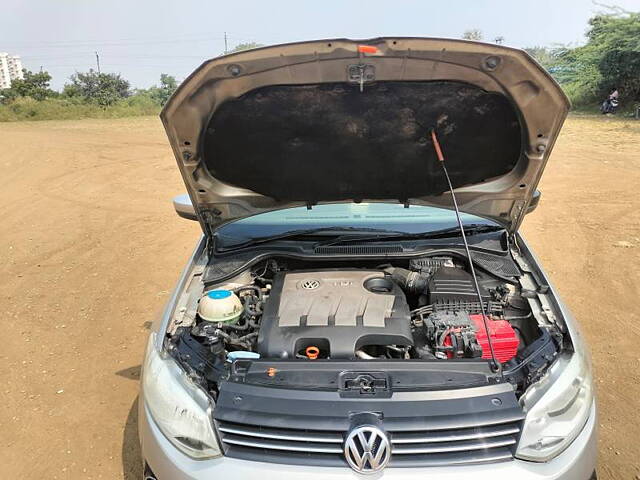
[95,51,101,74]
[224,32,228,54]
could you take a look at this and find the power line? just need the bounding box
[34,63,200,69]
[4,33,229,50]
[3,30,284,47]
[3,31,229,46]
[2,30,286,51]
[22,53,211,60]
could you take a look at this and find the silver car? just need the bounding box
[139,38,597,480]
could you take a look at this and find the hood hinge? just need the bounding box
[507,199,526,242]
[205,235,216,257]
[199,208,223,255]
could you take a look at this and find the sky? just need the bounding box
[3,0,639,90]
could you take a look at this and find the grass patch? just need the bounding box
[0,96,161,122]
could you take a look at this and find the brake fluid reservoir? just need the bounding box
[198,290,243,323]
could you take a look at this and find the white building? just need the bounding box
[0,53,24,89]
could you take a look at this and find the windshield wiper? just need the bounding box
[216,226,407,252]
[315,224,504,248]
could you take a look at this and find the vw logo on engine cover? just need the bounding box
[344,425,391,474]
[300,279,321,290]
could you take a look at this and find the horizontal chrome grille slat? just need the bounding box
[222,434,343,454]
[216,418,521,468]
[393,437,517,455]
[385,416,524,431]
[218,424,343,443]
[391,426,520,444]
[390,449,514,467]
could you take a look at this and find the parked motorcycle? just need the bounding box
[601,93,619,114]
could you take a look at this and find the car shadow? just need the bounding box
[116,365,141,380]
[122,396,143,480]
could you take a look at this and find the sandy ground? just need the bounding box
[1,115,639,479]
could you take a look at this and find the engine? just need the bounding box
[163,251,566,399]
[182,258,521,366]
[257,271,413,359]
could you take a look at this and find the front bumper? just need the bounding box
[139,400,597,480]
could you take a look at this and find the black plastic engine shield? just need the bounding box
[228,359,497,391]
[214,371,523,432]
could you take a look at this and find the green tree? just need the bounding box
[552,9,640,105]
[1,69,55,102]
[154,74,178,106]
[63,70,130,107]
[599,49,640,101]
[228,42,264,53]
[462,29,483,41]
[523,46,558,69]
[139,74,179,106]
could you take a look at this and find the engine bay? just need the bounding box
[166,252,563,397]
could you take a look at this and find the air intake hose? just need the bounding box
[384,267,429,295]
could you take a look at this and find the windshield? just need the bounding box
[215,203,500,248]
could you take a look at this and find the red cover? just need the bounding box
[469,315,519,363]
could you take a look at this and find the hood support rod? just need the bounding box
[430,129,502,375]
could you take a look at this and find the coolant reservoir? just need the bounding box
[198,290,243,323]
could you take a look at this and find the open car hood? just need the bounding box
[161,38,569,237]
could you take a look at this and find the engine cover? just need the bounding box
[257,270,412,359]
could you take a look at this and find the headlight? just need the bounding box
[515,349,593,462]
[142,334,221,459]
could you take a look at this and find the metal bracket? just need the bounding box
[339,371,390,397]
[347,64,376,92]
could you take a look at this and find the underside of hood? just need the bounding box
[161,38,569,237]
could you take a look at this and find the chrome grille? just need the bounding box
[216,419,521,467]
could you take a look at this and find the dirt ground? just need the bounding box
[1,115,639,479]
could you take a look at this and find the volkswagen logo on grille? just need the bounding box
[344,425,391,474]
[300,279,321,290]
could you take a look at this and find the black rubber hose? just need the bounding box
[215,330,258,345]
[384,267,429,294]
[243,298,258,316]
[219,319,251,331]
[249,317,261,329]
